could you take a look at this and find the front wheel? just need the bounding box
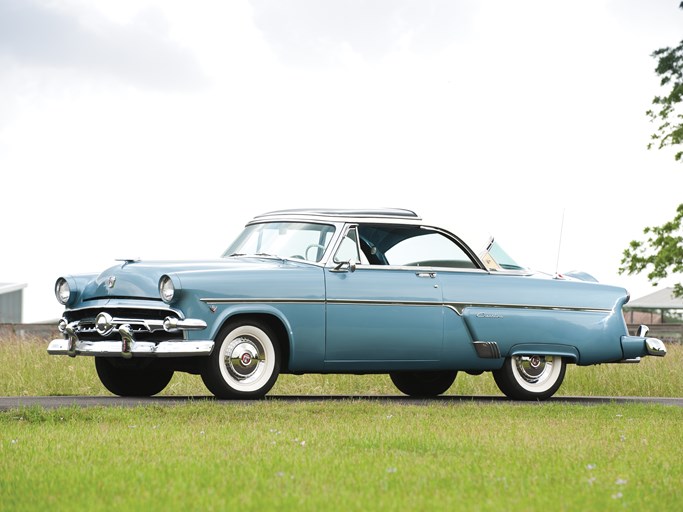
[493,355,566,400]
[390,371,457,397]
[95,357,173,397]
[201,320,280,399]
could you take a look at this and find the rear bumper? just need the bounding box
[620,335,667,361]
[47,338,214,358]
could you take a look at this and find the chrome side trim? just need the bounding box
[445,303,611,316]
[201,298,324,305]
[328,299,438,307]
[201,298,439,307]
[200,297,614,314]
[47,338,215,358]
[346,265,489,274]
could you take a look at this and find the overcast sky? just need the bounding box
[1,0,682,322]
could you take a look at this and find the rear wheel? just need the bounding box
[201,320,280,399]
[390,371,457,397]
[493,355,566,400]
[95,357,173,397]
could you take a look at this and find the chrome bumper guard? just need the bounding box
[638,325,667,357]
[48,313,213,358]
[645,337,667,357]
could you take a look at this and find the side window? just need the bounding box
[385,231,476,269]
[334,227,369,264]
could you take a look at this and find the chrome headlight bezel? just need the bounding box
[55,278,71,305]
[159,275,176,304]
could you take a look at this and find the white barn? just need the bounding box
[0,283,27,323]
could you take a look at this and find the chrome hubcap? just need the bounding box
[515,355,550,384]
[225,336,264,381]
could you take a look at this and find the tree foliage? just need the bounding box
[620,205,683,297]
[646,39,683,161]
[620,2,683,297]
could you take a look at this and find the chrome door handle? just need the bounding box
[416,272,436,278]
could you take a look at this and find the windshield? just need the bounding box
[223,222,336,262]
[479,238,526,271]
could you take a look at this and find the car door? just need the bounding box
[324,225,444,371]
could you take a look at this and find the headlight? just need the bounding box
[159,275,175,303]
[55,278,71,305]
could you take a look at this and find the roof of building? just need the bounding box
[625,287,683,309]
[0,283,27,295]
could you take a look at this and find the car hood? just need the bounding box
[82,257,294,301]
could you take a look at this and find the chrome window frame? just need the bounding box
[238,215,492,274]
[324,222,489,273]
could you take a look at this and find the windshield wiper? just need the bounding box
[227,252,284,261]
[255,253,285,261]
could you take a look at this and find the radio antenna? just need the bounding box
[554,209,565,277]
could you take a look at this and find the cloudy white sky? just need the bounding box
[1,0,682,322]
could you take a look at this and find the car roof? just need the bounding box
[252,208,423,224]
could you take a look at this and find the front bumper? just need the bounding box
[48,310,213,358]
[47,338,214,357]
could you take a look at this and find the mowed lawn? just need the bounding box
[1,402,682,511]
[0,338,682,511]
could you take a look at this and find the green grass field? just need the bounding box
[2,402,681,511]
[1,337,682,511]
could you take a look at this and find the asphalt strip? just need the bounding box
[1,395,682,411]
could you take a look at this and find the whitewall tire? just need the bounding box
[201,320,280,399]
[493,355,566,400]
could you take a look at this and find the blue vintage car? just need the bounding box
[48,209,666,400]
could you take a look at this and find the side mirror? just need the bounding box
[331,260,356,273]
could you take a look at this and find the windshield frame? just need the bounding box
[223,221,337,263]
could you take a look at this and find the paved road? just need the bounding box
[1,395,682,411]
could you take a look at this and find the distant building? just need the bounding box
[0,283,27,323]
[623,287,683,325]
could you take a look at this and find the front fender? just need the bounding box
[194,302,326,371]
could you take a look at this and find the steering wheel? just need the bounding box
[305,244,326,261]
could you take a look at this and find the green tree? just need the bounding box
[620,2,683,297]
[646,41,683,160]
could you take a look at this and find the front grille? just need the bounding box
[65,307,175,323]
[63,307,184,343]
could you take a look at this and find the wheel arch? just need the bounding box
[508,343,579,364]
